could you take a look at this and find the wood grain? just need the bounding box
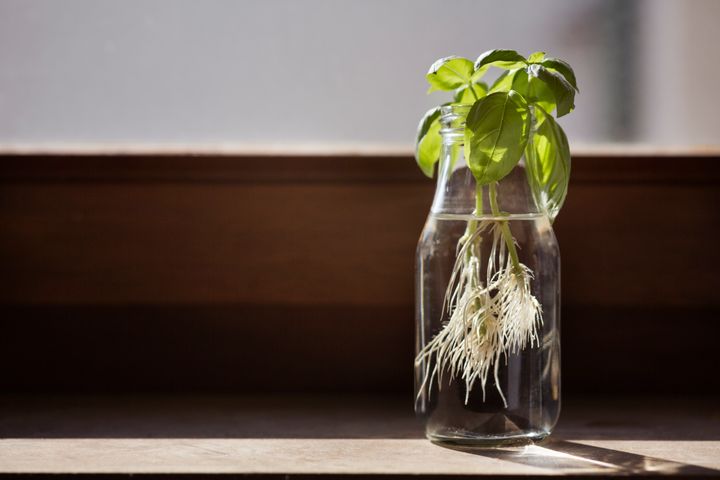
[0,153,718,393]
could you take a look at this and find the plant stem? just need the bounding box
[469,82,479,101]
[475,181,483,215]
[459,182,484,307]
[467,181,483,234]
[489,182,523,276]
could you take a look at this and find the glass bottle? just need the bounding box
[414,104,561,445]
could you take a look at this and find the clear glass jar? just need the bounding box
[414,105,561,445]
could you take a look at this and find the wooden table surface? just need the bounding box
[0,395,718,478]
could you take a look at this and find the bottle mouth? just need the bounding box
[440,104,471,137]
[440,104,471,128]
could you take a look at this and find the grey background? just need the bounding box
[0,0,717,150]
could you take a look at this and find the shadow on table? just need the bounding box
[439,439,720,476]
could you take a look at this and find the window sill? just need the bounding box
[0,395,718,478]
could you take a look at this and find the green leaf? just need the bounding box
[525,106,571,221]
[415,107,442,177]
[542,57,579,92]
[464,90,530,185]
[531,64,575,117]
[528,76,556,113]
[527,51,546,63]
[489,68,556,113]
[426,56,474,93]
[489,69,520,93]
[453,82,488,104]
[470,66,489,83]
[508,68,556,113]
[474,49,527,71]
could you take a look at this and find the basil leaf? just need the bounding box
[509,68,556,113]
[470,66,488,83]
[464,90,530,185]
[489,68,555,114]
[525,107,571,221]
[474,49,527,71]
[532,64,575,117]
[415,107,442,177]
[542,57,579,92]
[527,51,546,63]
[453,82,488,104]
[426,56,474,93]
[528,75,556,113]
[489,69,520,93]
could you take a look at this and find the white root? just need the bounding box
[415,220,542,407]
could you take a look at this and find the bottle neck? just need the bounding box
[431,105,540,217]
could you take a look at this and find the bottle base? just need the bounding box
[427,429,550,447]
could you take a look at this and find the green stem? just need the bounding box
[475,181,483,215]
[468,82,479,102]
[489,182,522,276]
[467,182,483,233]
[461,182,484,304]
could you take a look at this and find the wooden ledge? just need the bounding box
[1,152,719,184]
[0,395,718,478]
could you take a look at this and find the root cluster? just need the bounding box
[416,220,542,406]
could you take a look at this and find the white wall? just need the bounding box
[0,0,717,150]
[637,0,720,147]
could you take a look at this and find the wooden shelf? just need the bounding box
[0,395,718,477]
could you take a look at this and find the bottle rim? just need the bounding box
[440,104,472,117]
[440,104,471,138]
